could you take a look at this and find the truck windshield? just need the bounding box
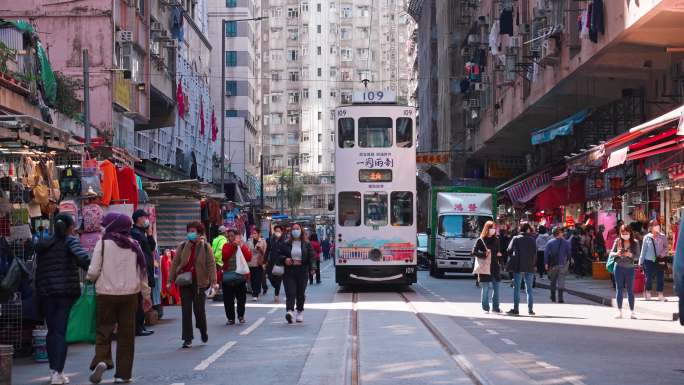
[417,234,428,248]
[438,215,491,238]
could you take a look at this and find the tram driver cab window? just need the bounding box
[339,191,361,226]
[364,192,388,226]
[396,118,413,148]
[338,118,354,148]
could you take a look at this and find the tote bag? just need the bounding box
[65,283,97,344]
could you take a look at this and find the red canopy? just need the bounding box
[534,178,586,212]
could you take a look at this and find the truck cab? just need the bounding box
[427,188,496,278]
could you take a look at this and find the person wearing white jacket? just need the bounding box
[86,213,151,384]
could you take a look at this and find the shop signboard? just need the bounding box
[113,72,131,111]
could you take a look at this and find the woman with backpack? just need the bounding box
[472,220,502,314]
[86,213,152,384]
[168,221,217,348]
[280,223,315,323]
[35,214,90,385]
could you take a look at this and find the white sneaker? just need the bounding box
[630,311,637,319]
[50,371,65,385]
[296,311,304,323]
[114,378,131,383]
[61,373,70,384]
[483,310,490,314]
[614,310,623,319]
[286,311,294,324]
[252,297,258,302]
[89,362,107,384]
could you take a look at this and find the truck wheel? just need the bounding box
[430,263,444,278]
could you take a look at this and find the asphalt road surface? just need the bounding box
[14,263,684,385]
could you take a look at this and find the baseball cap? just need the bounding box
[218,225,227,233]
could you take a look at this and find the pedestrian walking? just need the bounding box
[506,223,537,316]
[130,209,155,337]
[674,216,684,326]
[535,225,551,278]
[265,225,286,302]
[222,229,252,324]
[610,224,639,319]
[639,219,669,301]
[309,233,322,284]
[87,213,152,384]
[321,237,331,260]
[247,228,267,301]
[472,221,502,314]
[35,214,90,385]
[212,226,228,271]
[544,227,571,303]
[281,223,315,323]
[168,221,217,348]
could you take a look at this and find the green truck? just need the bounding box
[427,186,497,278]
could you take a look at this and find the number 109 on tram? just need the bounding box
[334,91,417,285]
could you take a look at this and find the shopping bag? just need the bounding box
[235,246,250,275]
[66,283,97,344]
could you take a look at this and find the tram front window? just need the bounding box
[339,191,361,226]
[359,117,392,147]
[396,118,413,148]
[390,191,413,226]
[338,118,355,148]
[364,192,388,226]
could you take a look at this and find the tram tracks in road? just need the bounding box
[347,289,481,385]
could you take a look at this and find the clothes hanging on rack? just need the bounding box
[99,160,120,206]
[170,5,184,41]
[589,0,604,43]
[117,166,139,209]
[489,21,502,56]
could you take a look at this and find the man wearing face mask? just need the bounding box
[131,209,156,336]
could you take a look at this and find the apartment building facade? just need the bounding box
[208,0,262,200]
[262,0,416,215]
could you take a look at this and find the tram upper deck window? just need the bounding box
[338,118,354,148]
[364,192,388,226]
[358,117,392,148]
[396,118,413,148]
[339,191,361,226]
[390,191,413,226]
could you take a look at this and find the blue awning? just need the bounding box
[531,109,589,145]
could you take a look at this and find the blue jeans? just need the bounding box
[643,260,664,292]
[481,280,501,311]
[614,265,635,310]
[40,296,76,372]
[513,272,535,312]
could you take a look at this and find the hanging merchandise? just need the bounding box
[81,154,102,197]
[211,108,218,142]
[117,166,138,209]
[59,162,81,197]
[82,203,104,233]
[199,97,206,136]
[589,0,604,43]
[99,159,120,206]
[579,8,590,39]
[59,200,80,229]
[499,7,514,36]
[177,80,185,117]
[170,5,185,41]
[489,21,501,56]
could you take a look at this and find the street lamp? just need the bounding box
[221,16,268,196]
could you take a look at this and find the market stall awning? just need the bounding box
[604,147,629,170]
[503,170,553,204]
[531,109,589,145]
[605,105,684,150]
[534,178,586,212]
[626,128,683,161]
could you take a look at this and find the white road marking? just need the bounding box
[501,338,517,345]
[535,361,560,370]
[267,307,278,314]
[320,261,334,273]
[240,317,265,336]
[436,296,446,301]
[485,329,499,335]
[170,383,185,385]
[193,341,237,371]
[473,321,485,326]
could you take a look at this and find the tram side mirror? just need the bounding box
[328,201,335,211]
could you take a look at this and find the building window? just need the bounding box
[357,27,369,39]
[317,68,322,77]
[341,5,352,18]
[330,110,336,120]
[302,88,309,99]
[287,132,298,145]
[301,2,309,12]
[226,0,236,7]
[289,71,300,81]
[318,155,322,164]
[271,134,284,145]
[225,110,238,117]
[317,111,322,120]
[271,7,282,17]
[271,71,282,81]
[288,50,298,61]
[317,46,322,55]
[357,48,369,60]
[288,28,299,40]
[357,6,369,17]
[341,90,352,104]
[329,68,337,78]
[330,45,338,54]
[318,133,322,142]
[287,7,299,18]
[317,25,321,33]
[225,80,237,96]
[288,111,300,125]
[225,21,237,37]
[341,70,351,81]
[288,91,300,103]
[317,89,322,99]
[317,3,321,12]
[271,113,283,124]
[225,51,237,66]
[340,27,351,40]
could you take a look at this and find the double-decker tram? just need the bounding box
[334,89,417,285]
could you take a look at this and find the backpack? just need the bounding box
[59,200,81,229]
[59,165,81,197]
[82,203,104,232]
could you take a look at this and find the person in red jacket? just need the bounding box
[309,233,322,284]
[222,229,252,324]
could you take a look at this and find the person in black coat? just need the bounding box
[130,209,155,336]
[264,225,286,302]
[506,222,538,316]
[35,214,90,385]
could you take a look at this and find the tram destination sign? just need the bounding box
[352,90,397,104]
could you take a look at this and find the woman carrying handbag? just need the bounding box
[221,229,252,324]
[472,221,502,314]
[280,224,315,323]
[168,221,217,349]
